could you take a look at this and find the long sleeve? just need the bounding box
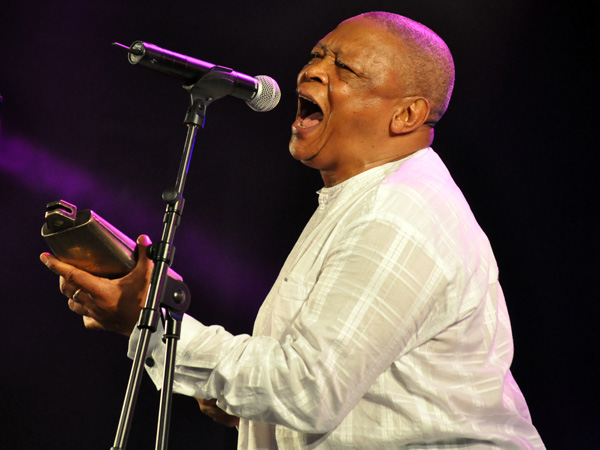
[128,149,545,449]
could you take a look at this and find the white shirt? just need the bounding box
[130,148,545,449]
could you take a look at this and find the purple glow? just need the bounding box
[0,131,273,306]
[0,133,99,200]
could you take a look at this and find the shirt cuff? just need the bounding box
[127,316,167,390]
[127,313,214,394]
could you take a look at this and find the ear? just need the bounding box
[390,97,430,135]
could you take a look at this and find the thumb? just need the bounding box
[135,234,153,264]
[135,234,183,281]
[137,234,152,247]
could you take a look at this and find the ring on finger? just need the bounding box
[73,288,84,302]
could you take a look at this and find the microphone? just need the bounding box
[113,41,281,112]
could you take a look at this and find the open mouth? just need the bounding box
[297,95,324,128]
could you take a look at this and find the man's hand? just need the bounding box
[40,235,155,336]
[196,398,240,427]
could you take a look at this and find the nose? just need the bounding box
[297,59,329,85]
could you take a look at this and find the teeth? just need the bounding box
[299,94,316,105]
[296,93,323,130]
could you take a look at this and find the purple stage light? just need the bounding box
[0,131,273,310]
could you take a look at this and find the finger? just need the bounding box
[72,287,90,304]
[68,297,88,316]
[197,398,217,415]
[41,253,104,291]
[197,398,218,407]
[135,234,152,263]
[136,234,179,280]
[59,276,80,299]
[135,234,158,272]
[123,235,156,281]
[68,292,117,332]
[82,315,103,330]
[196,398,240,427]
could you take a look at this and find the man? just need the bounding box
[41,12,545,449]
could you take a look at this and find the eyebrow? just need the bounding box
[313,41,367,77]
[314,42,332,54]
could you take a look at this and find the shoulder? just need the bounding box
[347,149,490,262]
[362,149,469,225]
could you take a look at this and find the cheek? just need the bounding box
[335,98,385,133]
[337,83,386,116]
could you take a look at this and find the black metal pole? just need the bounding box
[111,122,197,450]
[110,74,224,450]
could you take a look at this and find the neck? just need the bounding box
[320,126,433,187]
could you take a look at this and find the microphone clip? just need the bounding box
[183,66,242,127]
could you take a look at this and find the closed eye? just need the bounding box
[309,52,323,62]
[307,50,356,74]
[335,59,355,74]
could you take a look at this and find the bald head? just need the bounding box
[352,12,455,126]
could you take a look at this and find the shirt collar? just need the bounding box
[316,148,429,208]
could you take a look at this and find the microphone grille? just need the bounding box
[248,75,281,112]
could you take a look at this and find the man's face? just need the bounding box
[289,17,406,182]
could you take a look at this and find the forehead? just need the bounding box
[316,18,402,63]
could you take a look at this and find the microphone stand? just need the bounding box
[111,69,238,450]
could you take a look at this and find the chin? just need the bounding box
[290,144,319,165]
[289,137,308,161]
[288,141,301,160]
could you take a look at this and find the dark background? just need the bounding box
[0,1,596,448]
